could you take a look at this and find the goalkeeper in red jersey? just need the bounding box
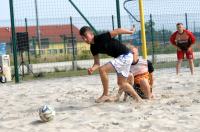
[170,23,196,75]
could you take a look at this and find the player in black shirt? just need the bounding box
[79,26,142,103]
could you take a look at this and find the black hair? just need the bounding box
[176,23,183,26]
[79,26,92,36]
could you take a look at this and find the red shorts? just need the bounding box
[177,49,194,60]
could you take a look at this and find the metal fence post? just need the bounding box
[34,0,41,56]
[63,35,67,55]
[70,16,77,70]
[185,13,188,30]
[112,15,115,30]
[162,25,166,45]
[116,0,122,42]
[9,0,19,83]
[150,14,155,64]
[32,38,37,58]
[25,18,31,65]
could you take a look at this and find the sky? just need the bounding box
[0,0,200,31]
[1,0,200,20]
[0,0,10,20]
[0,0,120,20]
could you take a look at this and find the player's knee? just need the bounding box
[118,82,129,91]
[140,79,148,84]
[127,74,134,84]
[99,67,105,74]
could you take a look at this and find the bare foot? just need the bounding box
[146,94,155,100]
[135,96,143,103]
[151,94,155,99]
[108,95,120,102]
[95,95,110,103]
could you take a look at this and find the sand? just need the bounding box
[0,67,200,132]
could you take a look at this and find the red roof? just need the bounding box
[0,25,82,43]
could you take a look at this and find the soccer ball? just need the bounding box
[38,105,55,122]
[0,75,6,83]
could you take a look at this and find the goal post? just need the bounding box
[138,0,147,59]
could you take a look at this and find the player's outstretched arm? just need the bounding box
[110,27,135,38]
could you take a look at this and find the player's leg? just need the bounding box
[108,74,133,102]
[123,92,128,101]
[96,62,114,103]
[176,50,184,75]
[108,73,134,102]
[188,59,194,75]
[186,49,194,75]
[123,73,134,101]
[117,76,142,102]
[109,52,142,102]
[127,73,134,85]
[139,79,152,99]
[108,87,124,102]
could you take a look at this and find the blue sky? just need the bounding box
[0,0,10,20]
[0,0,200,31]
[1,0,200,20]
[0,0,121,20]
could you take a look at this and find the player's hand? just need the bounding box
[87,68,94,75]
[177,47,181,51]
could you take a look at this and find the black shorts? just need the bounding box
[133,84,145,99]
[125,84,146,98]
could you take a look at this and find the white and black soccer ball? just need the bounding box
[38,105,55,122]
[0,75,6,83]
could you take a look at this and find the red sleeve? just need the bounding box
[185,30,196,44]
[170,31,178,45]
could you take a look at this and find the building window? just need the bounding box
[59,49,63,53]
[41,38,49,49]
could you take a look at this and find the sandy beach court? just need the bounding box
[0,68,200,132]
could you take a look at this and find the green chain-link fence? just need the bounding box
[1,0,200,82]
